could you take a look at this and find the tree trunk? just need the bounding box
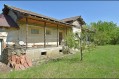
[80,37,83,61]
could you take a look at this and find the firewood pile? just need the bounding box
[1,44,32,70]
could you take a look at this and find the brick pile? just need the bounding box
[2,44,32,70]
[8,53,32,70]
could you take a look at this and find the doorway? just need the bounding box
[0,39,2,60]
[59,32,62,45]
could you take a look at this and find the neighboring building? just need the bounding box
[61,16,85,37]
[0,4,85,60]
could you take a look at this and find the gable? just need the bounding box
[72,20,81,28]
[8,10,17,22]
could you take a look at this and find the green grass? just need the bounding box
[0,45,119,78]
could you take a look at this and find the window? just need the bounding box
[41,52,47,55]
[31,29,39,34]
[46,29,51,35]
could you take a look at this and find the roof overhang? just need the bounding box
[2,4,73,28]
[61,16,86,25]
[0,13,19,28]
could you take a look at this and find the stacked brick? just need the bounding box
[1,44,32,70]
[8,53,32,70]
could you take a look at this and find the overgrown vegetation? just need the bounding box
[64,31,84,60]
[64,31,80,49]
[0,45,119,78]
[64,29,95,60]
[89,21,119,45]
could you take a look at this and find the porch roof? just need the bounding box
[2,4,73,27]
[60,16,85,25]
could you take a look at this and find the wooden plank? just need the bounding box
[57,25,59,47]
[19,16,72,28]
[66,26,67,35]
[26,17,28,49]
[44,22,46,48]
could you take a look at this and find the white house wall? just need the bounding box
[72,21,81,27]
[0,29,8,46]
[6,29,19,45]
[72,20,82,37]
[3,24,67,47]
[0,28,19,47]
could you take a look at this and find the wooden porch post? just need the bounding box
[26,17,28,49]
[44,22,46,48]
[57,25,59,47]
[66,26,67,35]
[66,26,68,46]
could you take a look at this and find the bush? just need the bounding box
[65,31,80,49]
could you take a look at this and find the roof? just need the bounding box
[61,16,85,25]
[3,4,72,26]
[0,13,19,28]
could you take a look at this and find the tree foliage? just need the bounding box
[90,21,119,45]
[110,27,119,44]
[65,31,80,49]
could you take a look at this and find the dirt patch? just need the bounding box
[0,62,12,74]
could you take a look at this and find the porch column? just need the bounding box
[17,23,20,42]
[66,26,67,35]
[26,17,28,49]
[44,22,46,48]
[17,28,20,42]
[57,25,59,47]
[65,26,68,46]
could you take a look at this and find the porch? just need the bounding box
[26,46,63,61]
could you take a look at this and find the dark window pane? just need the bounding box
[31,29,39,34]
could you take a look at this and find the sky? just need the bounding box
[0,1,119,25]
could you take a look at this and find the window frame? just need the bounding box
[31,29,39,34]
[46,29,51,35]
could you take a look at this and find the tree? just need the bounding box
[64,31,83,60]
[90,21,118,45]
[110,27,119,45]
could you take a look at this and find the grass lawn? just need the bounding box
[0,45,119,78]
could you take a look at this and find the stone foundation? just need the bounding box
[26,46,63,61]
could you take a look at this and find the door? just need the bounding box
[0,39,2,60]
[59,32,62,45]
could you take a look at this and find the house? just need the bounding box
[0,4,85,61]
[61,16,85,37]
